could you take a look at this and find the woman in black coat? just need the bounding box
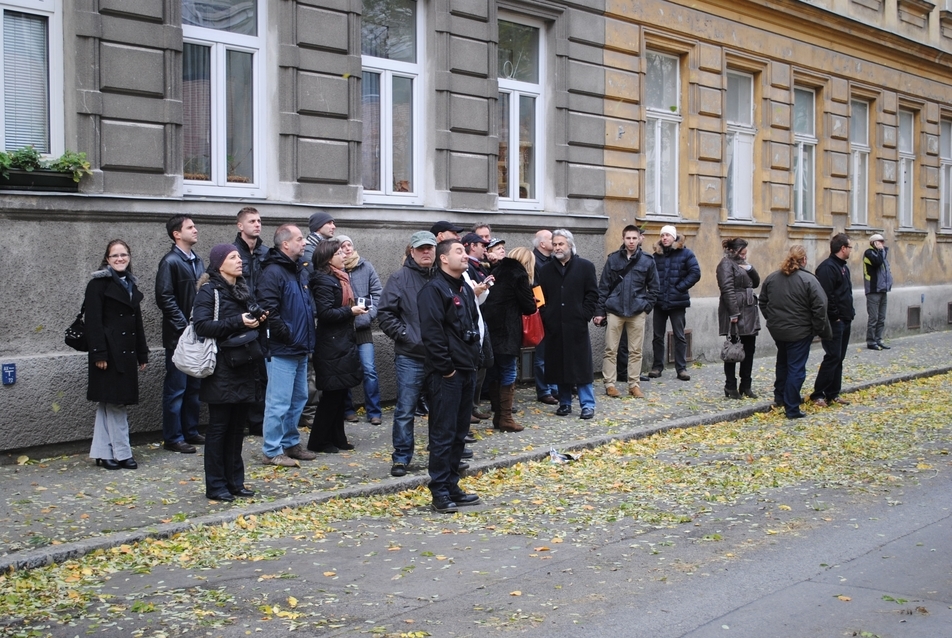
[193,244,268,501]
[85,239,148,470]
[716,237,761,399]
[482,246,537,432]
[307,239,367,453]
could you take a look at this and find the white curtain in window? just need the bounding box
[4,10,49,152]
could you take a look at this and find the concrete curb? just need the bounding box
[3,364,949,574]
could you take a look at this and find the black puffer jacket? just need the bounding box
[652,235,701,310]
[759,268,833,343]
[193,275,266,405]
[310,271,363,391]
[482,258,537,357]
[596,246,659,318]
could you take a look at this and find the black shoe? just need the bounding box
[867,344,883,351]
[555,405,572,416]
[724,386,741,399]
[677,371,691,381]
[247,424,263,436]
[185,435,206,445]
[164,441,196,454]
[878,342,891,349]
[639,374,651,382]
[391,463,408,477]
[206,492,235,502]
[432,496,458,513]
[579,407,595,420]
[464,433,477,444]
[95,458,120,470]
[313,444,340,454]
[740,387,758,399]
[458,461,470,471]
[338,442,355,451]
[415,397,429,416]
[537,394,559,405]
[117,457,138,470]
[229,487,255,497]
[786,410,808,419]
[448,491,481,506]
[647,369,662,378]
[461,447,473,459]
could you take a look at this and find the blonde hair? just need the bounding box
[780,245,807,276]
[507,246,536,277]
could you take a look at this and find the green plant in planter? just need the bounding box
[0,146,93,183]
[47,150,93,183]
[9,145,43,172]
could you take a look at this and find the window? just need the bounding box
[497,18,543,208]
[645,51,680,217]
[941,120,952,229]
[898,109,915,228]
[182,0,262,196]
[792,88,816,222]
[361,0,422,203]
[850,100,870,226]
[1,0,63,155]
[726,71,754,220]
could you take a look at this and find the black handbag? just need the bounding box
[218,330,264,368]
[720,322,745,364]
[64,303,88,352]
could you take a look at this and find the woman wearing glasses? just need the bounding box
[84,240,148,470]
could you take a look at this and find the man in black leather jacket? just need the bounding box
[155,215,205,453]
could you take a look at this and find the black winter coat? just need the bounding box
[652,236,701,310]
[256,248,315,357]
[419,269,481,376]
[234,233,269,292]
[310,271,363,391]
[193,276,266,405]
[85,269,148,405]
[815,255,856,323]
[538,255,599,385]
[155,246,205,350]
[596,246,659,318]
[378,256,436,360]
[716,256,761,336]
[759,268,833,343]
[482,258,537,357]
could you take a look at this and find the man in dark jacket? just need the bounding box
[539,229,600,420]
[594,225,660,399]
[863,233,893,350]
[760,245,832,419]
[378,231,438,478]
[256,224,317,467]
[233,207,269,436]
[419,239,482,513]
[811,233,856,407]
[649,225,701,381]
[531,229,558,404]
[155,215,205,454]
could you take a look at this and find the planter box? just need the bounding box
[0,169,79,192]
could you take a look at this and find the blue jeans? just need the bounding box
[343,342,382,419]
[426,369,476,499]
[487,353,518,387]
[533,341,558,398]
[812,320,851,402]
[262,355,309,459]
[162,349,201,444]
[651,307,688,373]
[391,354,426,465]
[558,383,596,411]
[773,336,813,417]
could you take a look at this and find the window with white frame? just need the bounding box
[726,71,754,220]
[497,18,543,208]
[850,99,870,226]
[898,109,915,228]
[1,0,63,155]
[940,120,952,229]
[645,51,680,217]
[792,87,816,222]
[361,0,422,203]
[182,0,262,196]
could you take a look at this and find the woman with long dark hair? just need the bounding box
[193,244,268,501]
[716,237,761,399]
[85,239,148,470]
[307,239,367,453]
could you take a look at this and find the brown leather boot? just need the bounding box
[495,384,524,432]
[488,382,502,429]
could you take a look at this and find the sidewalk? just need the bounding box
[2,331,950,572]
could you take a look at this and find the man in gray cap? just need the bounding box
[302,210,336,275]
[378,231,440,478]
[863,233,893,350]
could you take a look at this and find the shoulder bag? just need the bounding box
[64,303,88,352]
[720,322,745,364]
[172,289,219,378]
[522,310,544,348]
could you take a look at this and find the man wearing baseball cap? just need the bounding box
[863,233,893,350]
[430,221,464,242]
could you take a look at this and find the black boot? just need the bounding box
[739,381,758,399]
[724,377,740,400]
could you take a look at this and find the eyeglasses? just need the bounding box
[108,253,130,259]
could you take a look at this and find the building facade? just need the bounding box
[2,0,952,450]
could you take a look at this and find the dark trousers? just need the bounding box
[723,334,757,388]
[534,340,557,398]
[773,336,813,417]
[162,349,201,444]
[651,307,687,373]
[426,369,476,499]
[204,403,248,495]
[812,320,851,401]
[307,388,348,451]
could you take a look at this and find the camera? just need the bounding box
[485,277,494,287]
[462,329,480,344]
[246,302,267,322]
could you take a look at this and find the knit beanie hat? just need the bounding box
[336,234,354,248]
[309,210,335,232]
[208,243,237,273]
[660,225,678,239]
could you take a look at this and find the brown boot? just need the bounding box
[488,382,502,429]
[496,384,524,432]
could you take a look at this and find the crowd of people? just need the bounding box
[81,211,893,512]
